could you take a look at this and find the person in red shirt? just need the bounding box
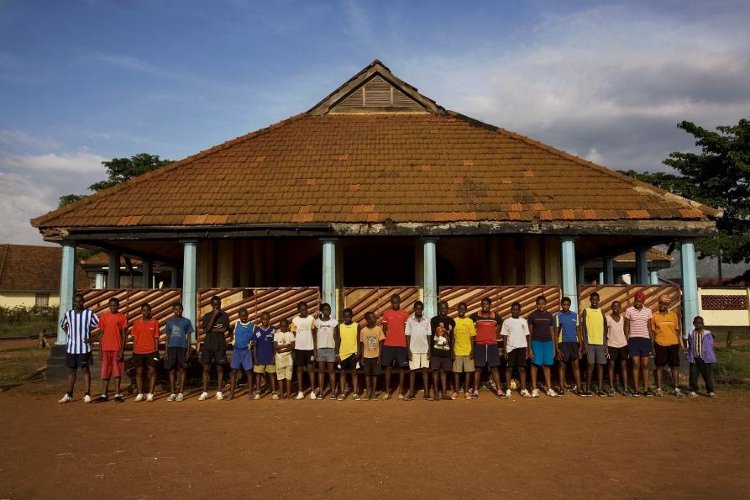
[130,303,160,402]
[94,297,128,403]
[470,297,503,399]
[381,294,410,399]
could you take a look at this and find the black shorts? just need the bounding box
[559,342,580,363]
[655,344,680,367]
[506,348,528,368]
[65,352,93,369]
[165,347,188,370]
[200,349,227,366]
[133,352,159,369]
[362,357,381,375]
[474,344,502,368]
[608,346,629,363]
[430,356,452,372]
[293,349,314,367]
[381,346,409,369]
[339,354,358,370]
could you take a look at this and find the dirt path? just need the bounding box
[1,385,748,499]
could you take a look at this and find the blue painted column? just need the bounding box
[635,247,649,284]
[603,256,615,284]
[56,241,76,346]
[181,240,198,334]
[321,238,337,318]
[423,238,438,319]
[680,240,699,339]
[561,237,578,312]
[650,269,659,285]
[598,271,605,284]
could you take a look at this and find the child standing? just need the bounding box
[228,308,255,401]
[606,300,630,396]
[501,302,531,398]
[198,295,230,401]
[252,312,277,399]
[381,294,410,400]
[430,317,453,400]
[273,318,295,400]
[528,295,558,397]
[315,303,338,399]
[555,296,581,396]
[292,301,317,400]
[405,301,431,401]
[94,297,128,403]
[58,293,99,403]
[687,316,717,398]
[360,311,385,401]
[163,303,194,402]
[582,292,608,397]
[471,297,503,399]
[452,302,476,400]
[652,295,683,397]
[334,308,360,400]
[130,303,160,402]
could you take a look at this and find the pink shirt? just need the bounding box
[606,314,627,348]
[624,306,652,339]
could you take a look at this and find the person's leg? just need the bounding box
[169,369,177,394]
[147,365,156,394]
[608,359,616,390]
[202,365,210,393]
[631,357,641,392]
[307,363,315,395]
[83,366,91,396]
[317,361,326,396]
[285,378,292,398]
[398,367,405,397]
[217,365,224,393]
[339,369,346,396]
[246,370,254,396]
[641,356,650,391]
[408,369,416,397]
[704,362,715,394]
[596,364,604,392]
[136,366,144,395]
[491,367,501,393]
[384,366,392,397]
[270,372,277,394]
[620,360,629,392]
[229,369,238,398]
[572,359,581,390]
[179,367,186,394]
[454,370,460,394]
[419,368,428,397]
[505,366,513,392]
[689,362,699,393]
[114,376,121,395]
[67,367,76,396]
[542,365,551,392]
[670,366,680,391]
[296,366,304,395]
[102,373,111,397]
[366,374,373,398]
[586,362,594,393]
[474,368,481,393]
[518,367,527,390]
[328,363,336,396]
[655,364,663,390]
[352,370,359,395]
[559,361,566,391]
[530,364,539,392]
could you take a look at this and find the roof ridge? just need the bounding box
[446,111,719,218]
[31,112,309,228]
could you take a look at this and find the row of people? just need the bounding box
[57,291,717,403]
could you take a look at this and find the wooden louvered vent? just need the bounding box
[332,75,425,112]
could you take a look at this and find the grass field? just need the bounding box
[0,318,56,339]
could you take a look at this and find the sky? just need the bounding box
[1,0,749,245]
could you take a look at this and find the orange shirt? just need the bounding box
[131,318,160,354]
[99,312,128,351]
[652,311,679,346]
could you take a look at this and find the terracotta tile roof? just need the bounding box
[0,244,87,292]
[31,61,717,232]
[615,248,673,263]
[80,252,142,267]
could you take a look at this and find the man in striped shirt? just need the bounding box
[58,293,100,403]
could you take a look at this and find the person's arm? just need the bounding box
[118,319,127,361]
[577,318,584,357]
[162,326,168,359]
[581,309,589,352]
[500,322,509,357]
[676,313,685,349]
[378,338,385,363]
[647,318,655,344]
[524,321,531,359]
[356,325,362,359]
[624,316,631,340]
[601,313,608,348]
[333,324,341,360]
[549,322,558,357]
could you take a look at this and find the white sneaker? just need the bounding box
[146,393,154,402]
[688,391,698,398]
[674,388,684,398]
[58,394,73,404]
[546,388,559,397]
[198,391,209,401]
[176,393,184,402]
[216,391,224,401]
[295,391,305,400]
[708,392,717,398]
[83,394,93,403]
[655,387,664,397]
[309,391,317,400]
[134,393,144,402]
[520,389,532,398]
[167,393,176,402]
[504,389,512,398]
[531,389,540,398]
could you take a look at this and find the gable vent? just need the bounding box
[331,75,425,112]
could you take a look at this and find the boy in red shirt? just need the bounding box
[381,294,410,399]
[94,297,128,403]
[130,303,160,402]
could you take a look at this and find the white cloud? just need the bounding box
[2,150,105,174]
[0,173,54,245]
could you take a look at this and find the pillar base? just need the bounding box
[46,344,70,381]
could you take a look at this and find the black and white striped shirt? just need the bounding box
[60,309,100,354]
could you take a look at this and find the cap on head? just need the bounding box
[634,291,646,302]
[659,294,671,304]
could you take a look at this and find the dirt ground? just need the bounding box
[1,383,749,499]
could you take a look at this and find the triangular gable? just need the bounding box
[309,59,445,115]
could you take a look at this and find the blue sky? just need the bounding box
[1,0,749,244]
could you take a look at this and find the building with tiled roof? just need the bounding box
[30,60,715,344]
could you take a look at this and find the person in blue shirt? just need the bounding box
[228,308,255,401]
[555,297,582,396]
[164,303,195,402]
[252,312,277,399]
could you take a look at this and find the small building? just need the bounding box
[30,60,717,358]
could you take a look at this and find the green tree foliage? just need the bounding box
[58,153,171,207]
[621,119,750,264]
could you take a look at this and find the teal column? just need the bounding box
[321,238,337,318]
[598,271,605,284]
[604,256,615,284]
[423,238,438,318]
[56,241,76,346]
[561,237,578,312]
[650,269,659,285]
[635,247,649,284]
[181,240,197,334]
[680,240,698,339]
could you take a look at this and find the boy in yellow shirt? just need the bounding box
[452,302,476,400]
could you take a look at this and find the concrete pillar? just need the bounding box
[635,247,649,284]
[335,241,344,319]
[524,237,542,285]
[680,240,698,339]
[107,252,120,288]
[603,256,615,284]
[544,237,562,286]
[141,259,153,288]
[561,237,578,312]
[321,238,337,318]
[217,239,234,287]
[650,269,659,285]
[182,240,198,334]
[423,238,438,319]
[94,272,106,289]
[56,241,76,345]
[598,271,605,284]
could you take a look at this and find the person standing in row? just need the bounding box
[555,296,581,396]
[94,297,127,403]
[58,293,99,404]
[315,303,338,399]
[198,295,230,401]
[471,297,503,399]
[528,295,558,398]
[292,301,317,400]
[164,303,193,402]
[274,318,295,400]
[381,294,409,400]
[687,316,717,398]
[335,308,360,400]
[228,307,255,401]
[501,302,531,398]
[625,291,654,397]
[430,300,455,400]
[652,295,683,397]
[581,292,608,397]
[405,301,431,401]
[606,300,630,396]
[360,311,386,401]
[252,312,276,399]
[131,303,160,402]
[452,302,476,400]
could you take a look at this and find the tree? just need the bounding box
[620,119,750,266]
[58,153,172,206]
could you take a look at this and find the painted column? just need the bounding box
[598,271,605,285]
[94,272,106,289]
[561,237,578,312]
[650,269,659,285]
[107,252,120,288]
[181,240,198,334]
[604,256,615,284]
[141,259,153,288]
[680,240,699,339]
[56,241,76,345]
[321,238,337,318]
[423,238,438,319]
[576,263,585,285]
[635,247,649,284]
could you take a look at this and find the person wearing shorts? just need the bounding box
[198,295,230,401]
[95,297,128,403]
[582,292,608,397]
[163,303,194,402]
[501,302,531,397]
[292,301,317,400]
[252,312,276,399]
[405,301,431,401]
[228,308,254,401]
[606,300,630,396]
[452,302,476,400]
[528,295,558,398]
[360,312,385,401]
[429,309,453,400]
[274,318,295,399]
[130,303,160,402]
[335,308,360,400]
[381,294,410,399]
[555,296,581,396]
[471,297,503,398]
[58,293,99,404]
[625,291,654,396]
[315,303,338,399]
[652,295,683,397]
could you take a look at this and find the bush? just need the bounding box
[0,306,58,324]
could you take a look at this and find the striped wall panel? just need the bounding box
[439,286,561,319]
[578,285,682,316]
[343,287,421,325]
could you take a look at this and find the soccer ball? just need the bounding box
[509,379,518,391]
